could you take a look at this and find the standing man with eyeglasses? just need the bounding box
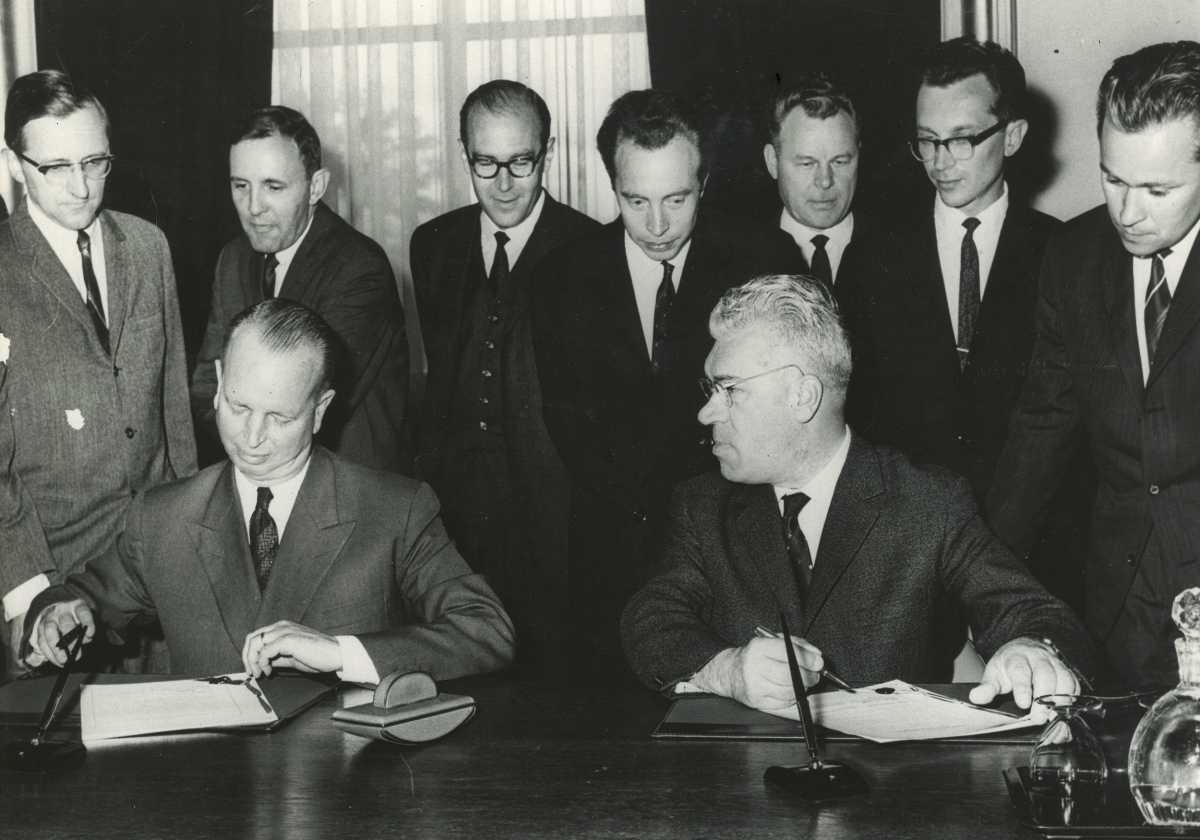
[532,90,804,680]
[0,70,196,674]
[192,106,409,472]
[988,42,1200,691]
[410,80,599,676]
[840,39,1060,503]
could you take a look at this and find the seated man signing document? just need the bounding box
[25,299,514,683]
[621,275,1096,717]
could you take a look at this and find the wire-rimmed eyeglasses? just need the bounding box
[908,121,1007,163]
[698,364,805,407]
[18,152,114,184]
[467,148,545,179]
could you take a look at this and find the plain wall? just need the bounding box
[1017,0,1200,222]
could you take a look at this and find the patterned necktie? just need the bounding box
[652,260,675,371]
[262,253,279,300]
[250,487,278,590]
[782,491,813,598]
[489,231,510,300]
[1144,248,1173,364]
[76,230,110,354]
[810,233,833,287]
[957,217,982,370]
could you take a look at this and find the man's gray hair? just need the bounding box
[709,274,852,391]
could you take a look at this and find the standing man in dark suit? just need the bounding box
[764,74,868,287]
[411,80,599,674]
[26,299,514,682]
[533,90,803,677]
[622,275,1093,712]
[192,106,408,472]
[0,70,196,669]
[987,42,1200,690]
[840,38,1059,499]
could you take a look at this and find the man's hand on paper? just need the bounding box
[693,636,824,713]
[242,620,342,678]
[968,637,1078,722]
[24,599,96,668]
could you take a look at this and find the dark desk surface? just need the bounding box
[1,675,1038,839]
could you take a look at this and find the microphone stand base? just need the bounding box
[1,739,86,773]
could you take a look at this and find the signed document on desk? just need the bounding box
[766,679,1039,743]
[80,674,277,743]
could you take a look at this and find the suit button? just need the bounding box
[488,314,501,324]
[1126,553,1137,566]
[124,427,135,438]
[482,369,493,378]
[484,340,496,350]
[479,421,489,432]
[633,510,647,522]
[113,366,121,377]
[480,396,490,405]
[1149,484,1160,495]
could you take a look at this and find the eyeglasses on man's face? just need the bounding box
[467,148,545,179]
[18,152,115,184]
[698,363,805,407]
[908,120,1007,163]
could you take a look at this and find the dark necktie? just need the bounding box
[957,217,981,370]
[262,253,279,300]
[1144,248,1173,364]
[76,230,110,355]
[652,260,675,370]
[782,491,813,598]
[810,233,833,287]
[489,231,510,300]
[250,487,279,590]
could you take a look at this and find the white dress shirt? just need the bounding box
[1133,215,1200,382]
[481,189,546,273]
[934,182,1009,341]
[773,427,852,565]
[780,210,855,283]
[233,456,378,684]
[265,211,315,296]
[625,233,692,356]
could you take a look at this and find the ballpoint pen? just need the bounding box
[754,625,856,693]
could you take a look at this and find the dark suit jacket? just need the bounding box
[621,438,1096,690]
[987,205,1200,688]
[0,202,196,595]
[27,447,514,679]
[840,202,1060,494]
[192,203,408,471]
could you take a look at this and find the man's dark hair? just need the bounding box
[4,70,108,155]
[1097,41,1200,159]
[917,37,1027,123]
[230,106,322,179]
[225,298,340,395]
[459,79,551,151]
[766,73,859,146]
[596,89,707,183]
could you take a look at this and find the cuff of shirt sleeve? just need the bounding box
[4,574,50,623]
[336,635,380,685]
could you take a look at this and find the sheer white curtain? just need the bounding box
[0,0,38,212]
[271,0,651,373]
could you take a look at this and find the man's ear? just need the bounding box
[543,135,557,169]
[1003,118,1029,158]
[791,374,824,423]
[308,168,330,205]
[3,148,26,187]
[763,142,779,181]
[213,359,224,412]
[312,388,336,434]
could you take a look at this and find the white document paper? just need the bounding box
[80,673,278,743]
[766,679,1040,743]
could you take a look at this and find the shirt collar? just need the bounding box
[780,209,855,250]
[774,426,852,506]
[481,188,546,262]
[934,180,1009,230]
[1157,213,1200,277]
[623,231,693,282]
[232,454,313,538]
[26,196,102,252]
[272,207,316,278]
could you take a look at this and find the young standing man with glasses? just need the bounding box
[410,80,599,677]
[0,69,196,673]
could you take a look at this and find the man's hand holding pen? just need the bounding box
[690,635,825,714]
[24,599,96,668]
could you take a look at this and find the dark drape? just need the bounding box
[645,0,940,222]
[35,0,273,354]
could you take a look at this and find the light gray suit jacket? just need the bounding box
[28,447,514,678]
[0,201,197,596]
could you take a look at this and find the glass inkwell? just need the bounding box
[1128,587,1200,826]
[1027,692,1109,825]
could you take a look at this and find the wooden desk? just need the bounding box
[1,676,1034,839]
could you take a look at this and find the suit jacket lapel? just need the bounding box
[276,202,335,298]
[99,210,130,353]
[257,449,356,623]
[1147,233,1200,388]
[914,216,959,364]
[191,463,262,652]
[10,203,102,344]
[602,222,651,367]
[804,437,884,635]
[1100,231,1143,395]
[728,483,805,627]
